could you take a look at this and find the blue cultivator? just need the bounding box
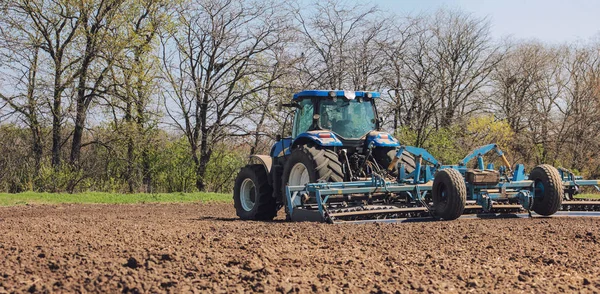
[285,144,600,223]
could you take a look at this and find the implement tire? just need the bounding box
[530,164,563,216]
[281,146,343,219]
[233,164,276,220]
[432,169,467,220]
[374,147,416,175]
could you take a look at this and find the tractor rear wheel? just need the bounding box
[281,146,343,219]
[530,164,563,216]
[432,169,467,220]
[233,164,276,220]
[374,147,416,175]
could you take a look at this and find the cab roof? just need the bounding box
[292,90,381,100]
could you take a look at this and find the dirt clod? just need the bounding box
[124,257,140,269]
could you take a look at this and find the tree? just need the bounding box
[70,0,126,166]
[292,0,381,90]
[107,0,171,192]
[429,9,501,128]
[161,0,288,191]
[6,0,83,168]
[0,16,45,170]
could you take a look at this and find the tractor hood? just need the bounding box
[364,131,400,147]
[294,131,343,147]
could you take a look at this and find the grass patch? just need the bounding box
[575,193,600,199]
[0,191,232,206]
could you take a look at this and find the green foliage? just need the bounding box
[466,115,514,151]
[0,191,231,206]
[153,137,197,193]
[36,163,83,192]
[395,125,464,165]
[203,144,247,193]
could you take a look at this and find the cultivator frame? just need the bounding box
[285,144,600,223]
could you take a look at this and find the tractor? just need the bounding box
[233,90,413,220]
[234,90,599,223]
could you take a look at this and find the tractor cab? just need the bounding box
[291,90,380,139]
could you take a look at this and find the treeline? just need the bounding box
[1,0,599,193]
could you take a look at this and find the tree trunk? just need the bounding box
[195,149,212,192]
[51,76,62,168]
[70,98,87,166]
[125,99,135,193]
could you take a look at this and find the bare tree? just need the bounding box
[429,9,502,128]
[6,0,83,168]
[0,18,45,170]
[489,42,547,133]
[160,0,288,191]
[292,0,379,90]
[70,0,125,166]
[555,45,600,171]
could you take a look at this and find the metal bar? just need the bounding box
[303,185,434,196]
[564,180,600,186]
[329,207,428,217]
[315,190,324,220]
[413,156,422,184]
[465,204,523,210]
[285,186,295,218]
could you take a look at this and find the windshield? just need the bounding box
[320,99,376,138]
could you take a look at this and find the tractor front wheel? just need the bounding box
[432,169,467,220]
[233,164,276,220]
[530,164,563,216]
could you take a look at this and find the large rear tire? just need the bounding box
[233,164,276,220]
[281,146,343,219]
[432,169,467,220]
[373,147,416,175]
[530,164,563,216]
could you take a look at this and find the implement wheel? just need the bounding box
[281,146,343,219]
[530,164,563,216]
[233,164,276,220]
[432,169,467,220]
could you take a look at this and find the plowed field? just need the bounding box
[1,203,599,293]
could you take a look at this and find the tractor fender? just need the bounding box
[365,131,400,147]
[292,131,343,149]
[271,137,293,158]
[248,155,272,174]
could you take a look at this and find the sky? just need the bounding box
[376,0,600,44]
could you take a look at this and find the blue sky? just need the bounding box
[376,0,600,44]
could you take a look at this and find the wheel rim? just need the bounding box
[240,178,256,211]
[289,162,310,186]
[436,183,448,204]
[534,180,545,199]
[289,163,310,206]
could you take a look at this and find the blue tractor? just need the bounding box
[234,90,598,223]
[233,90,414,220]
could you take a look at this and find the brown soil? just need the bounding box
[0,203,599,293]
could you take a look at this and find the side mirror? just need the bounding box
[275,134,282,141]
